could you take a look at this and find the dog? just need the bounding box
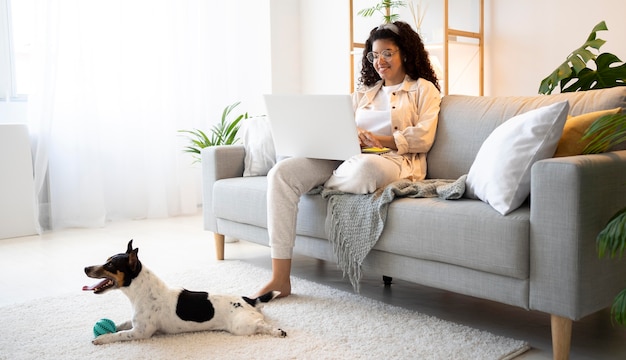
[83,240,286,344]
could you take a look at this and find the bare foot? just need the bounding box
[253,258,292,298]
[254,278,291,299]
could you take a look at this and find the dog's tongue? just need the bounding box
[83,279,108,291]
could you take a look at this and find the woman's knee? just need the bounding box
[269,157,339,193]
[325,155,399,194]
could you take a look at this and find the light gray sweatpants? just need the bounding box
[267,155,401,259]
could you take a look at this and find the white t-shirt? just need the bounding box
[355,83,402,136]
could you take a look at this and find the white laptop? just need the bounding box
[263,94,362,161]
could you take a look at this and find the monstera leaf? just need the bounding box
[558,53,626,93]
[539,21,626,94]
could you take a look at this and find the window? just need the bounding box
[9,0,33,97]
[1,0,33,100]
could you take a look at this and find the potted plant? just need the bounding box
[539,20,626,325]
[178,101,248,163]
[538,21,625,156]
[357,0,406,24]
[358,1,428,33]
[597,208,626,325]
[538,21,626,95]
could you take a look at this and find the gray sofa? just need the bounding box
[202,87,626,359]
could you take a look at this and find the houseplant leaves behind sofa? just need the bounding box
[538,21,626,95]
[538,20,625,157]
[539,20,626,325]
[179,101,248,163]
[597,207,626,325]
[581,112,626,154]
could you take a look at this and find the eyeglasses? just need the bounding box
[366,49,399,63]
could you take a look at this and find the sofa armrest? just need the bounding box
[530,150,626,320]
[201,145,246,232]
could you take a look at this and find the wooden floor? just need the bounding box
[0,215,624,359]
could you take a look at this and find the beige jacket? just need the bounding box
[352,76,441,180]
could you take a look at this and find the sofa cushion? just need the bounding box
[554,107,622,157]
[213,177,328,238]
[465,101,569,215]
[375,197,530,279]
[239,116,276,176]
[214,176,530,279]
[427,87,626,180]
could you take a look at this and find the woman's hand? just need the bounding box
[357,128,384,148]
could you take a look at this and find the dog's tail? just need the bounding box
[242,291,281,308]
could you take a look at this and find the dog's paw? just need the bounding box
[92,333,113,345]
[276,328,287,338]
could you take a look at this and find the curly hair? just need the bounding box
[358,21,440,91]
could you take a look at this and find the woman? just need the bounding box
[255,21,441,298]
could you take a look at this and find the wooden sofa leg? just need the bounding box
[214,233,225,260]
[551,314,572,360]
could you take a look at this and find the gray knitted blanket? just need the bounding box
[319,175,467,292]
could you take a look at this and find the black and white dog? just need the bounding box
[83,240,286,344]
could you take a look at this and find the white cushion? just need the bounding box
[465,100,570,215]
[239,116,276,177]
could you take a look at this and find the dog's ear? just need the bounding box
[126,239,134,254]
[128,247,140,272]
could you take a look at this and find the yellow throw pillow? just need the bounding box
[553,107,622,157]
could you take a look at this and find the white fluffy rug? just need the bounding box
[0,261,529,359]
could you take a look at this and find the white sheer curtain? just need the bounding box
[28,0,268,230]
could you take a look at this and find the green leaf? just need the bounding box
[182,146,200,154]
[585,38,607,51]
[177,101,248,162]
[613,288,626,326]
[589,20,609,36]
[222,101,241,123]
[561,53,626,93]
[357,8,376,17]
[595,53,626,88]
[561,67,596,92]
[357,0,406,23]
[597,207,626,259]
[223,113,245,145]
[538,21,617,94]
[582,113,626,154]
[387,13,401,23]
[539,64,572,95]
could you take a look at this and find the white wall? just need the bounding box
[299,0,351,94]
[229,0,273,115]
[269,0,351,95]
[281,0,626,97]
[270,0,302,95]
[3,0,624,123]
[486,0,626,96]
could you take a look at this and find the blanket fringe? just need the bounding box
[324,175,467,293]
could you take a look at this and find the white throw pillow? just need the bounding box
[465,100,569,215]
[239,116,276,177]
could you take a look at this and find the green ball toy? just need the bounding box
[93,318,117,337]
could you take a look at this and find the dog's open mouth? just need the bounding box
[83,278,114,294]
